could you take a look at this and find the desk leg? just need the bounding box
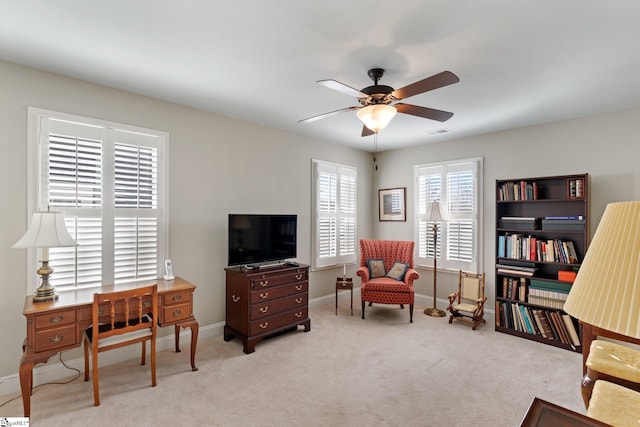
[174,320,199,371]
[20,352,53,417]
[19,358,33,417]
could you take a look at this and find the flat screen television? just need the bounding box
[228,214,297,266]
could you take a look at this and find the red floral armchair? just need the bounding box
[356,239,419,323]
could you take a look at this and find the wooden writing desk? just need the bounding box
[20,277,199,417]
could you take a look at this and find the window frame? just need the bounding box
[25,107,169,293]
[311,159,357,271]
[414,157,483,273]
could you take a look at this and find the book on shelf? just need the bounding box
[544,215,584,220]
[533,310,554,340]
[529,278,572,292]
[561,314,581,347]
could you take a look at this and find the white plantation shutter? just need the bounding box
[30,108,167,292]
[313,160,357,269]
[415,158,482,272]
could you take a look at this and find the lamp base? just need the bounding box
[33,260,58,303]
[424,307,446,317]
[33,291,59,302]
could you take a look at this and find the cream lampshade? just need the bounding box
[13,210,78,302]
[356,104,397,133]
[563,201,640,339]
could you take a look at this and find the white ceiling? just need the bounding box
[2,1,640,152]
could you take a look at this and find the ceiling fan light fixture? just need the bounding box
[356,104,397,133]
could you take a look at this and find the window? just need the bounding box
[312,160,357,270]
[27,108,168,292]
[414,158,482,272]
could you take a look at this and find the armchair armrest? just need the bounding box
[356,266,369,282]
[403,268,419,285]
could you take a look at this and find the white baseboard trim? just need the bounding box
[0,291,494,398]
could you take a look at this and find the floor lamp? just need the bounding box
[423,201,446,317]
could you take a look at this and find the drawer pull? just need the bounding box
[98,309,105,316]
[294,312,303,318]
[295,285,303,291]
[259,306,269,313]
[172,310,182,317]
[143,301,152,307]
[259,280,269,287]
[49,315,64,323]
[172,295,183,301]
[50,334,64,343]
[296,274,303,280]
[259,322,269,329]
[295,298,303,304]
[232,295,240,303]
[260,292,269,299]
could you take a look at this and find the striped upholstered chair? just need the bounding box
[356,239,419,323]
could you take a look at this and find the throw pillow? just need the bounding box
[366,258,386,278]
[386,261,409,281]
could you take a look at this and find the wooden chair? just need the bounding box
[356,239,419,323]
[83,284,158,406]
[447,271,487,330]
[581,339,640,408]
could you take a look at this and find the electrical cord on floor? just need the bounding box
[0,351,81,408]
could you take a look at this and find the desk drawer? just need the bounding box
[162,290,191,306]
[162,302,191,324]
[34,324,77,352]
[34,309,77,330]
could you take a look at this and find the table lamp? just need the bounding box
[564,201,640,340]
[423,201,446,317]
[13,210,78,302]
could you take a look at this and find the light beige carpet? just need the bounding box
[0,302,584,426]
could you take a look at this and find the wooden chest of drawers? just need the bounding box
[224,264,310,353]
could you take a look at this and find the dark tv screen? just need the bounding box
[228,214,297,266]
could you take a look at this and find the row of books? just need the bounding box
[498,234,579,264]
[496,301,581,349]
[497,180,539,201]
[500,276,570,310]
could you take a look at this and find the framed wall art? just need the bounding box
[378,187,406,221]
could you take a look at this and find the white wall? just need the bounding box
[3,57,640,381]
[0,60,374,377]
[374,108,640,305]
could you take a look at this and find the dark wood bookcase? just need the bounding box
[495,173,590,352]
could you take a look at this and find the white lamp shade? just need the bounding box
[422,202,443,222]
[563,201,640,339]
[356,104,397,133]
[13,211,78,249]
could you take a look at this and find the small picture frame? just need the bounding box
[378,187,406,221]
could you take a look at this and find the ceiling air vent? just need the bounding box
[428,128,451,135]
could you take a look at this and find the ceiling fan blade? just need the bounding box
[391,71,459,100]
[299,106,360,123]
[395,103,454,122]
[361,125,374,137]
[318,79,368,98]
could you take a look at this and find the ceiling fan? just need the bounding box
[299,68,460,137]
